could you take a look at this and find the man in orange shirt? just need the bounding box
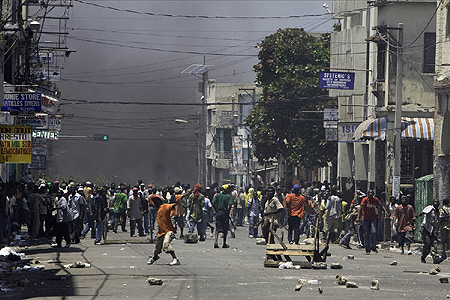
[147,197,180,266]
[286,184,315,244]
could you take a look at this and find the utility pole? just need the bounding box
[393,23,403,199]
[201,55,207,186]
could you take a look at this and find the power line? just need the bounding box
[74,0,331,19]
[63,35,257,56]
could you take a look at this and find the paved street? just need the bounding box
[2,226,450,299]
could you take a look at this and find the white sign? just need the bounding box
[32,143,48,156]
[338,122,360,142]
[230,136,246,175]
[392,175,400,198]
[323,108,339,128]
[48,117,61,131]
[40,94,60,115]
[32,130,59,140]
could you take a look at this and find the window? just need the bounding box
[423,32,436,73]
[376,41,386,80]
[447,6,450,38]
[215,128,232,153]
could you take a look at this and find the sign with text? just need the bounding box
[230,136,246,175]
[28,155,46,169]
[15,113,49,129]
[2,93,42,112]
[319,71,355,90]
[32,142,48,156]
[338,122,361,142]
[40,94,60,115]
[0,126,32,163]
[48,117,61,131]
[323,108,339,128]
[32,130,59,140]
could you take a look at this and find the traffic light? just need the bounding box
[93,134,109,141]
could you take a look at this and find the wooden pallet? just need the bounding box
[264,215,329,267]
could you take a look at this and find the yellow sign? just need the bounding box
[0,126,32,163]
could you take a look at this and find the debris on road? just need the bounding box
[184,233,199,244]
[308,280,318,285]
[429,269,439,275]
[336,275,347,285]
[330,262,343,269]
[347,255,354,260]
[439,278,449,283]
[298,278,308,284]
[371,280,380,290]
[389,261,398,266]
[312,262,327,269]
[148,278,163,285]
[255,238,266,245]
[294,284,302,291]
[346,281,358,288]
[64,261,92,268]
[279,261,294,269]
[318,287,323,294]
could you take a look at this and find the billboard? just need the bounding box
[230,136,247,175]
[0,126,32,163]
[2,93,42,112]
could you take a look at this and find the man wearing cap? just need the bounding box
[212,185,233,248]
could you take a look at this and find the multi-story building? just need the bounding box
[331,0,436,202]
[205,80,261,188]
[434,0,450,201]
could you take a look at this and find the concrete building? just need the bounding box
[331,0,436,202]
[205,80,261,188]
[433,0,450,202]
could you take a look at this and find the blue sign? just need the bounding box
[319,71,355,90]
[2,93,42,112]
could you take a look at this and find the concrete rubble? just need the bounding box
[330,262,343,269]
[389,261,398,266]
[336,275,347,285]
[255,238,266,245]
[64,261,92,269]
[345,281,358,288]
[294,284,302,291]
[371,280,380,290]
[147,278,164,285]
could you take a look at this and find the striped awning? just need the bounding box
[353,117,434,141]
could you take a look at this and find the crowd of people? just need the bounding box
[0,178,448,265]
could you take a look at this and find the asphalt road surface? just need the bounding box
[2,225,450,299]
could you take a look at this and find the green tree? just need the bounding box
[246,28,337,170]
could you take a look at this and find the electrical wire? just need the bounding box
[74,0,331,20]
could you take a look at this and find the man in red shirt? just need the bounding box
[393,195,416,255]
[286,184,315,244]
[358,190,388,254]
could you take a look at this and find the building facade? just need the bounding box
[434,0,450,202]
[205,81,261,188]
[331,0,436,202]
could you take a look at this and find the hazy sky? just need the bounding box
[43,0,333,186]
